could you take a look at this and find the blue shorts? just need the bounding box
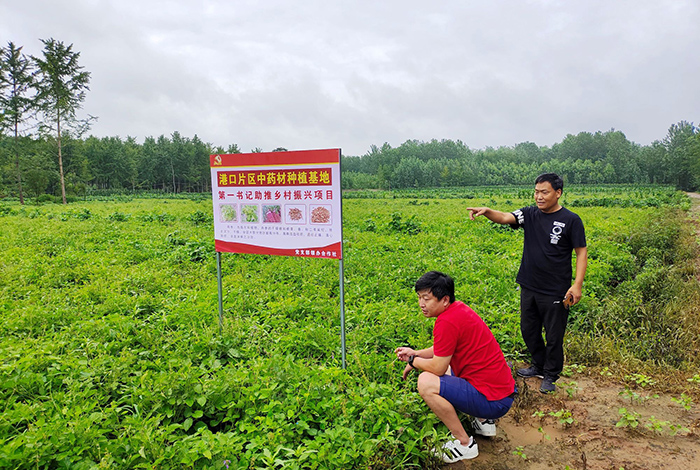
[439,374,515,419]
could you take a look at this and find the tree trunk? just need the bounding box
[57,111,67,204]
[13,121,24,205]
[170,159,176,193]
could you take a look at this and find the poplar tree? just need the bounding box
[33,38,93,204]
[0,42,35,204]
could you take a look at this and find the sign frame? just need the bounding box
[210,148,347,368]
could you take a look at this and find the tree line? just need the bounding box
[342,124,700,191]
[2,40,699,203]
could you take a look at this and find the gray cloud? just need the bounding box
[1,0,698,155]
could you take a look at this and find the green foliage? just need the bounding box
[560,364,586,377]
[645,416,671,434]
[188,209,212,226]
[512,446,527,460]
[558,380,579,398]
[0,189,697,468]
[340,129,699,191]
[616,408,641,429]
[568,203,699,367]
[671,393,693,412]
[619,386,659,405]
[107,210,131,222]
[549,409,576,427]
[625,373,656,388]
[387,212,422,235]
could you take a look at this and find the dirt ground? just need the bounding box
[446,194,700,470]
[448,374,700,470]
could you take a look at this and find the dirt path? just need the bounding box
[444,194,700,469]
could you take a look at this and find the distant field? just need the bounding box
[0,185,693,469]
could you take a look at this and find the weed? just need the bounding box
[616,408,641,429]
[669,423,690,435]
[558,380,579,398]
[362,218,377,232]
[625,373,656,388]
[645,416,670,434]
[549,409,576,427]
[619,385,658,405]
[188,210,212,226]
[107,210,131,221]
[387,212,421,235]
[671,393,693,411]
[619,373,660,405]
[561,364,586,377]
[512,446,527,460]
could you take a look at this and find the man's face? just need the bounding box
[417,289,449,318]
[534,181,562,213]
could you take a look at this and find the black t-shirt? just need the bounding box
[510,205,586,297]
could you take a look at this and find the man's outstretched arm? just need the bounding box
[466,206,517,225]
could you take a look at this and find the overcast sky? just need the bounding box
[2,0,698,156]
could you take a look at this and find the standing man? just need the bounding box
[396,271,516,463]
[467,173,587,393]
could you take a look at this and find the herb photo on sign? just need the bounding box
[219,204,237,222]
[241,204,259,223]
[285,205,305,224]
[263,205,282,223]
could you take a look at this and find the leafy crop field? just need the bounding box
[0,186,695,469]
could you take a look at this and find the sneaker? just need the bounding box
[471,418,497,437]
[517,365,544,379]
[434,437,479,463]
[540,376,557,393]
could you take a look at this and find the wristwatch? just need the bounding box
[408,355,416,369]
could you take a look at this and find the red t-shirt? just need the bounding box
[433,301,515,401]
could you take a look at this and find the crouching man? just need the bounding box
[395,271,516,463]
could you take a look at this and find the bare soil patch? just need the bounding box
[447,374,700,470]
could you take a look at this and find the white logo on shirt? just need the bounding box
[550,221,565,244]
[513,209,524,225]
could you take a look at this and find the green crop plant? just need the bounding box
[671,393,693,412]
[616,408,641,429]
[645,416,671,434]
[549,409,576,427]
[625,373,656,388]
[561,364,586,377]
[619,385,658,405]
[513,446,527,460]
[0,187,696,468]
[558,380,579,398]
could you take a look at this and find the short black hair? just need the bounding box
[414,271,455,303]
[535,173,563,192]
